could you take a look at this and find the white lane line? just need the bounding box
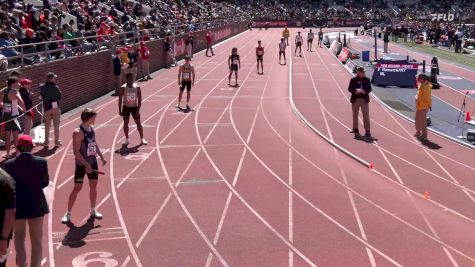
[303,41,377,266]
[135,194,172,248]
[203,103,231,144]
[288,127,294,267]
[116,149,156,188]
[153,30,267,267]
[313,41,460,264]
[121,256,130,267]
[200,38,318,266]
[135,147,202,248]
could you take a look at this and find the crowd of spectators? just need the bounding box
[0,0,247,67]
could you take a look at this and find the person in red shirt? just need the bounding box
[256,40,264,75]
[96,22,110,45]
[138,41,151,80]
[205,31,214,57]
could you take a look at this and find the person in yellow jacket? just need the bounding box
[415,74,432,141]
[282,27,290,45]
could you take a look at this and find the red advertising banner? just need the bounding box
[253,21,290,27]
[338,48,350,63]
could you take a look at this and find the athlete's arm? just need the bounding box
[228,56,231,69]
[137,86,142,109]
[92,126,107,166]
[118,86,124,115]
[178,65,182,85]
[14,91,25,112]
[73,129,92,173]
[191,66,195,85]
[238,56,241,69]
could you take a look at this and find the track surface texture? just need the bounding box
[5,28,475,267]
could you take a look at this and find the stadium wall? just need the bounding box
[0,21,249,124]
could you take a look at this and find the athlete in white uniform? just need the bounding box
[118,73,147,146]
[307,29,315,51]
[279,38,287,65]
[295,32,303,57]
[177,56,195,110]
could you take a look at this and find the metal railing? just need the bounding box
[0,18,245,70]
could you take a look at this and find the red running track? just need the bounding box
[3,28,475,267]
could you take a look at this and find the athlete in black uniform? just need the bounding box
[62,108,107,224]
[228,48,240,86]
[256,41,264,75]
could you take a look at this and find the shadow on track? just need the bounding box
[61,217,100,248]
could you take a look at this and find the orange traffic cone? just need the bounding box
[466,112,471,122]
[423,192,430,200]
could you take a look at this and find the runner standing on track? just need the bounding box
[295,32,303,57]
[279,38,287,65]
[228,48,240,87]
[119,73,147,146]
[282,27,290,45]
[2,76,25,159]
[205,31,214,57]
[62,108,107,224]
[318,28,324,47]
[177,56,195,111]
[256,40,264,75]
[307,29,314,51]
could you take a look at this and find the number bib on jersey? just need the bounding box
[257,50,263,56]
[182,72,191,80]
[232,58,239,65]
[126,92,136,103]
[87,142,97,157]
[52,101,58,109]
[3,103,11,113]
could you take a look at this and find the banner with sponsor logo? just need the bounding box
[344,59,357,74]
[254,21,290,27]
[329,40,342,56]
[372,61,418,88]
[338,47,350,63]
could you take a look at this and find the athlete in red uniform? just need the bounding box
[256,41,264,75]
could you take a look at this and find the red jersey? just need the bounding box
[256,47,264,57]
[206,33,212,44]
[138,46,150,60]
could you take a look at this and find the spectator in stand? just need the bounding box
[185,31,194,58]
[40,72,62,148]
[19,79,34,136]
[205,31,214,57]
[383,30,389,53]
[126,44,138,82]
[138,41,151,81]
[2,76,26,159]
[164,32,173,68]
[0,169,15,267]
[112,48,123,96]
[4,135,49,267]
[96,22,110,48]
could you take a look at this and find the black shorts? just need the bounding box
[296,42,302,46]
[122,106,140,119]
[180,81,192,91]
[257,56,263,62]
[230,64,238,71]
[3,116,21,132]
[74,162,99,183]
[279,51,285,56]
[308,39,313,42]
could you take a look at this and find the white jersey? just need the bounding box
[279,42,286,51]
[295,35,303,43]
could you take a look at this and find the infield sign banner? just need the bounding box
[372,61,418,88]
